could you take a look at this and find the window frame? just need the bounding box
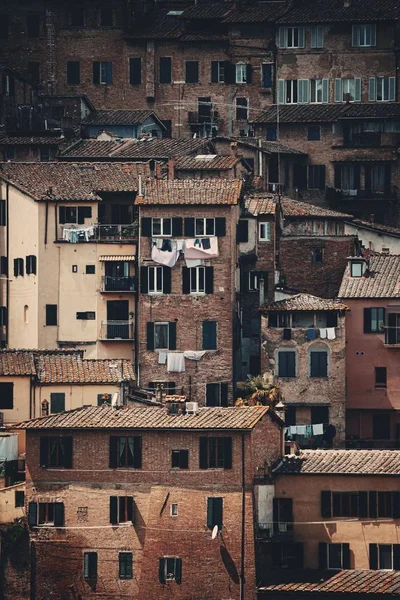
[375,366,387,388]
[194,217,215,237]
[185,60,199,84]
[277,350,296,378]
[163,556,180,581]
[279,26,305,49]
[351,262,363,277]
[151,217,172,237]
[327,543,345,570]
[189,266,205,294]
[148,265,163,295]
[115,436,139,468]
[119,552,133,579]
[236,97,249,120]
[308,125,321,141]
[259,222,271,241]
[235,63,247,84]
[83,552,98,580]
[154,322,169,350]
[309,349,328,378]
[38,502,55,525]
[171,449,189,469]
[170,503,178,517]
[352,24,376,47]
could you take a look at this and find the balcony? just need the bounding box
[257,522,294,542]
[60,222,138,243]
[101,276,136,293]
[384,326,400,346]
[326,187,396,202]
[100,320,134,341]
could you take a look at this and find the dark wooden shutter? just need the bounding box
[246,64,252,84]
[162,267,171,294]
[199,437,208,469]
[220,383,228,407]
[294,165,307,189]
[342,543,350,569]
[354,164,360,190]
[182,267,190,294]
[363,308,372,333]
[175,558,182,584]
[109,436,118,468]
[93,62,100,84]
[334,166,341,189]
[369,491,377,518]
[393,545,400,570]
[32,255,37,274]
[146,322,155,351]
[388,313,397,344]
[141,217,152,237]
[59,206,66,224]
[369,543,378,569]
[129,57,141,85]
[127,496,134,522]
[184,218,195,237]
[172,217,183,236]
[40,437,49,468]
[140,266,148,294]
[63,437,73,469]
[237,220,249,243]
[215,217,226,237]
[159,558,166,583]
[384,163,391,195]
[319,165,326,190]
[211,61,219,83]
[224,61,235,84]
[168,322,176,350]
[223,437,232,469]
[205,267,214,294]
[110,496,118,524]
[392,491,400,518]
[321,491,332,518]
[133,436,142,468]
[180,450,189,469]
[272,498,279,534]
[359,492,368,518]
[295,543,304,569]
[28,501,38,526]
[319,543,327,569]
[287,352,295,377]
[0,256,8,276]
[13,259,18,278]
[365,165,372,194]
[106,62,113,84]
[207,497,223,529]
[77,207,85,224]
[54,502,64,527]
[89,552,98,579]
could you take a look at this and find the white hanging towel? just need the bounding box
[312,423,324,435]
[289,425,297,435]
[319,328,327,339]
[185,259,204,268]
[158,352,167,365]
[184,236,219,259]
[297,425,307,435]
[151,245,179,267]
[183,351,206,361]
[327,327,336,340]
[167,352,185,373]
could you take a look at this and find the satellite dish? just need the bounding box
[211,525,219,539]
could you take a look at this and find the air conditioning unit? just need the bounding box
[186,402,199,414]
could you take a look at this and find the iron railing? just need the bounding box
[101,276,136,292]
[100,320,134,340]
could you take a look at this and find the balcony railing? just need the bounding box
[100,320,134,340]
[101,276,136,292]
[326,187,395,201]
[61,222,138,243]
[267,182,283,194]
[384,326,400,346]
[257,522,294,542]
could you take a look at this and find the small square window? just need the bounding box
[308,125,321,141]
[72,265,78,273]
[375,367,387,388]
[86,265,95,274]
[259,222,271,241]
[170,503,178,516]
[351,262,363,277]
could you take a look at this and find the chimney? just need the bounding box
[168,158,175,180]
[259,276,265,307]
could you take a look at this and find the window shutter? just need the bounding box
[334,79,342,103]
[13,259,18,278]
[287,351,295,376]
[278,27,286,48]
[1,256,8,276]
[40,437,49,468]
[359,491,368,518]
[352,25,359,47]
[369,491,377,518]
[207,497,223,529]
[199,437,208,469]
[110,496,118,524]
[393,491,400,518]
[321,491,332,517]
[146,322,155,351]
[365,165,372,195]
[220,383,228,407]
[389,77,396,101]
[384,163,391,195]
[54,502,65,527]
[127,496,134,522]
[319,165,326,190]
[168,321,177,350]
[77,207,85,224]
[354,78,361,102]
[369,543,378,569]
[310,352,319,377]
[106,62,113,84]
[223,437,232,469]
[322,79,329,103]
[211,61,219,83]
[224,61,235,84]
[246,64,252,84]
[311,26,317,48]
[89,553,98,579]
[129,57,141,85]
[175,558,182,584]
[236,220,248,243]
[109,436,118,468]
[93,62,100,84]
[162,267,171,294]
[184,217,195,237]
[182,267,190,294]
[354,164,360,189]
[141,217,152,237]
[298,79,309,104]
[179,450,189,469]
[298,27,305,48]
[318,542,328,569]
[32,255,37,275]
[215,217,226,237]
[63,437,73,469]
[369,77,377,101]
[393,545,400,570]
[28,501,38,526]
[388,313,397,344]
[172,217,183,236]
[342,543,350,569]
[205,267,214,294]
[58,206,66,224]
[278,80,285,104]
[371,24,376,46]
[159,558,166,583]
[133,436,142,468]
[207,497,214,529]
[334,166,341,189]
[140,266,148,294]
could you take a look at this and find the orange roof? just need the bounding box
[136,179,243,205]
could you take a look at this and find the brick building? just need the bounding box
[260,294,347,447]
[14,403,284,600]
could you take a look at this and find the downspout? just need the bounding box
[240,432,246,600]
[44,201,49,246]
[6,183,9,348]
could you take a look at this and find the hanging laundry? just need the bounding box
[185,259,205,268]
[305,425,313,438]
[319,328,327,339]
[283,328,291,340]
[306,328,317,341]
[312,423,324,436]
[185,236,219,259]
[297,425,306,435]
[158,352,167,365]
[327,327,336,340]
[289,425,297,435]
[201,238,211,250]
[167,352,185,373]
[183,350,206,361]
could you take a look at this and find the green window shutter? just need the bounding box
[93,62,100,84]
[54,502,64,527]
[334,79,342,102]
[278,27,286,49]
[205,267,214,294]
[278,80,285,104]
[342,543,351,569]
[110,496,118,524]
[223,437,232,469]
[146,322,155,351]
[106,62,113,84]
[211,61,219,83]
[168,322,177,350]
[322,79,329,103]
[184,218,195,237]
[352,25,359,47]
[207,497,223,530]
[311,26,317,48]
[133,436,142,469]
[319,542,328,568]
[162,267,171,294]
[159,558,166,583]
[175,558,182,584]
[298,27,305,48]
[202,321,217,350]
[369,77,377,101]
[140,267,148,294]
[369,544,378,569]
[141,217,152,236]
[215,218,226,237]
[199,437,208,469]
[298,79,309,104]
[354,78,361,102]
[63,437,73,469]
[389,77,396,101]
[50,393,65,414]
[109,436,118,468]
[171,217,183,236]
[321,491,332,517]
[28,501,38,526]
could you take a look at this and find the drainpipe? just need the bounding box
[6,183,9,348]
[240,432,246,600]
[259,276,265,307]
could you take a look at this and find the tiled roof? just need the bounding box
[0,351,37,376]
[0,135,63,146]
[174,156,241,171]
[350,219,400,238]
[262,293,346,312]
[181,3,233,20]
[126,9,184,39]
[13,404,269,430]
[136,179,243,205]
[281,198,352,219]
[82,110,162,126]
[214,136,305,155]
[60,138,210,160]
[252,103,400,124]
[36,355,135,384]
[245,195,276,216]
[277,0,400,23]
[0,162,150,201]
[273,449,400,476]
[223,2,287,23]
[180,32,229,41]
[98,255,136,261]
[338,254,400,298]
[259,570,400,595]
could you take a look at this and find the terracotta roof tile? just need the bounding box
[0,135,63,146]
[136,178,243,205]
[126,9,184,39]
[13,404,269,430]
[0,162,150,201]
[181,3,233,19]
[338,254,400,298]
[174,156,241,171]
[350,219,400,238]
[245,195,276,216]
[223,2,287,23]
[262,293,347,312]
[82,110,161,126]
[277,0,400,23]
[61,138,210,160]
[252,103,400,124]
[0,351,37,376]
[36,355,135,384]
[281,198,352,219]
[273,449,400,475]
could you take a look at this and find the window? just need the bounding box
[199,437,232,469]
[236,63,249,84]
[155,323,169,349]
[28,62,40,84]
[207,497,223,530]
[311,406,329,425]
[40,147,50,162]
[261,63,273,88]
[312,248,323,264]
[352,24,376,47]
[40,436,73,468]
[27,14,40,37]
[194,217,214,237]
[160,57,172,84]
[148,266,163,294]
[171,450,189,469]
[67,61,80,85]
[308,125,321,141]
[0,15,9,38]
[159,557,182,583]
[364,307,385,332]
[369,76,396,102]
[84,552,98,580]
[236,97,248,120]
[182,265,213,295]
[15,490,25,508]
[26,255,37,275]
[171,503,178,516]
[0,383,13,409]
[375,366,387,388]
[247,271,268,292]
[38,502,54,524]
[370,544,400,570]
[93,61,112,85]
[50,393,65,414]
[271,543,304,569]
[119,552,133,579]
[310,79,329,103]
[147,321,176,351]
[70,6,84,26]
[308,165,325,189]
[100,6,113,26]
[46,304,57,326]
[321,490,400,519]
[211,61,225,83]
[202,321,217,350]
[109,436,142,468]
[28,501,64,527]
[59,206,77,224]
[148,381,176,395]
[152,217,171,236]
[351,262,363,277]
[373,414,391,440]
[335,78,361,102]
[279,80,298,104]
[273,498,294,533]
[110,496,134,524]
[278,351,296,378]
[86,265,95,275]
[0,306,7,327]
[259,222,271,241]
[206,383,228,407]
[266,125,277,141]
[370,164,386,193]
[311,26,324,48]
[14,258,24,277]
[310,350,328,377]
[185,61,199,84]
[319,543,350,570]
[279,27,305,49]
[269,313,290,328]
[190,266,205,294]
[129,58,141,85]
[97,393,112,405]
[333,492,359,517]
[76,311,95,320]
[0,200,6,225]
